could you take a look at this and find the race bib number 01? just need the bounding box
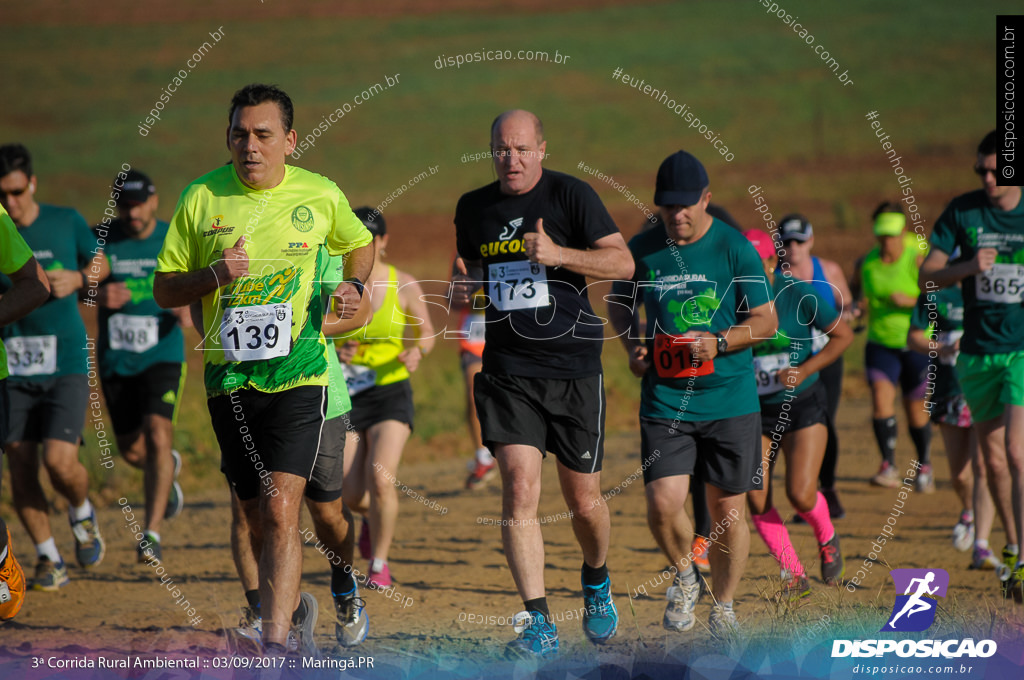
[220,304,291,362]
[487,261,549,311]
[653,335,714,379]
[343,363,377,396]
[108,314,159,353]
[977,263,1024,304]
[753,352,790,396]
[5,335,57,376]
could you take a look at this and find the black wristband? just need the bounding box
[714,331,729,355]
[345,277,365,298]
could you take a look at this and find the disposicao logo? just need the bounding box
[882,568,948,632]
[831,568,997,659]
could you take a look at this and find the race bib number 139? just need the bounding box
[220,304,291,361]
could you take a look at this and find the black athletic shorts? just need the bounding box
[208,385,326,501]
[640,411,762,494]
[349,380,414,432]
[474,372,605,474]
[759,380,829,437]
[0,380,7,495]
[306,414,346,503]
[5,374,88,445]
[102,362,186,436]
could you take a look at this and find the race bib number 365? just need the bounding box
[488,261,549,311]
[6,335,57,376]
[977,263,1024,303]
[220,304,291,362]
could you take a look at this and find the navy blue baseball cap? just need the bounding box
[654,150,709,207]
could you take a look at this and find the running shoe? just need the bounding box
[1004,564,1024,604]
[334,589,369,647]
[581,575,618,644]
[465,459,497,490]
[165,449,184,520]
[819,533,844,585]
[663,573,701,632]
[951,513,975,553]
[708,604,739,639]
[915,464,936,493]
[358,520,371,561]
[506,611,558,659]
[30,558,69,591]
[870,461,901,489]
[137,533,162,563]
[822,487,846,519]
[0,525,26,621]
[289,592,319,656]
[998,546,1019,587]
[779,569,811,600]
[691,536,711,573]
[70,510,105,568]
[969,546,1002,570]
[367,562,391,588]
[230,606,263,652]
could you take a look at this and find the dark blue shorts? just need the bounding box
[864,341,930,400]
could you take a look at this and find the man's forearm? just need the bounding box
[559,245,634,280]
[920,260,978,290]
[0,279,50,327]
[722,309,778,350]
[343,243,375,284]
[154,268,222,309]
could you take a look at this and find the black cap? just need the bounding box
[778,214,813,242]
[353,206,386,237]
[116,169,155,205]
[654,151,708,207]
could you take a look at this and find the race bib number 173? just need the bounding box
[487,261,549,311]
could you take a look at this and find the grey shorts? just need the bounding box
[5,374,88,445]
[307,414,347,503]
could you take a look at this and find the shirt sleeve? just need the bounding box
[734,239,772,310]
[909,293,932,334]
[73,210,99,269]
[326,192,373,257]
[156,191,198,273]
[929,202,959,255]
[454,194,476,262]
[571,179,620,246]
[0,207,33,275]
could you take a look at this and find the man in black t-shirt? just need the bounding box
[453,109,634,658]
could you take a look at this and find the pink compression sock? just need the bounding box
[797,491,835,545]
[751,508,804,576]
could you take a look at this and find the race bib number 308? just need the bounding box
[487,261,549,311]
[108,314,158,353]
[977,263,1024,304]
[220,304,291,362]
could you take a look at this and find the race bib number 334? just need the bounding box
[6,335,57,376]
[220,304,291,361]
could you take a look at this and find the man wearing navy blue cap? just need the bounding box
[610,150,777,637]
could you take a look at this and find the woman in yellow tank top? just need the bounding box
[851,202,933,491]
[337,209,435,588]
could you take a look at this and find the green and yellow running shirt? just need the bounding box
[930,189,1024,355]
[98,220,185,377]
[156,164,373,397]
[620,220,771,422]
[753,273,839,406]
[0,204,98,380]
[318,250,353,420]
[0,204,36,381]
[861,232,924,348]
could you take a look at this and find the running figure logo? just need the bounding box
[881,568,949,632]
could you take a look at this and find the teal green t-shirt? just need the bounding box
[930,189,1024,354]
[0,204,97,379]
[626,220,771,422]
[909,285,964,403]
[98,220,185,377]
[318,250,352,420]
[753,274,839,406]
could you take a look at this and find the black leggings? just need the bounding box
[817,356,844,488]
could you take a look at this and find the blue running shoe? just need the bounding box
[334,588,369,647]
[70,510,105,568]
[506,611,558,658]
[582,576,618,644]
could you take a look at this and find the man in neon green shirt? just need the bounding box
[154,84,374,652]
[0,202,51,621]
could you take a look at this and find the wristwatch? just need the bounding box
[345,277,365,298]
[714,332,729,355]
